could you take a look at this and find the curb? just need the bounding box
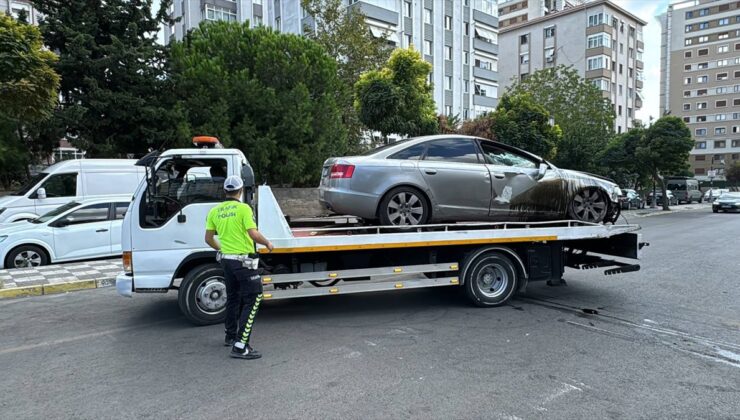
[0,278,114,300]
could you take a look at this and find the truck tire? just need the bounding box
[462,250,518,307]
[178,263,227,326]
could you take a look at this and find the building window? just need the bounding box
[685,77,692,85]
[684,90,691,97]
[474,82,497,98]
[699,8,709,17]
[520,53,529,64]
[717,87,728,94]
[735,71,740,79]
[474,0,497,16]
[587,55,609,70]
[697,89,707,96]
[445,105,452,115]
[545,47,555,64]
[520,34,529,45]
[697,102,707,109]
[716,114,727,121]
[685,51,692,58]
[464,52,469,64]
[683,103,691,111]
[588,12,606,27]
[697,114,707,121]
[699,22,709,30]
[404,1,412,18]
[683,116,691,123]
[718,45,729,53]
[734,126,740,134]
[696,129,707,137]
[698,48,708,56]
[592,78,610,91]
[733,139,740,146]
[424,8,432,24]
[474,26,497,44]
[685,39,693,46]
[424,40,432,55]
[205,4,238,22]
[685,64,692,71]
[718,32,729,40]
[715,140,726,148]
[544,26,555,38]
[697,75,708,83]
[464,79,469,93]
[696,155,706,161]
[405,33,412,47]
[463,109,469,120]
[445,15,452,30]
[698,62,708,69]
[734,98,740,106]
[445,46,452,60]
[685,11,693,19]
[464,22,469,36]
[717,73,729,81]
[685,24,692,32]
[587,33,611,49]
[718,59,728,67]
[445,75,452,90]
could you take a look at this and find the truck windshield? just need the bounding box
[12,173,48,196]
[667,183,686,191]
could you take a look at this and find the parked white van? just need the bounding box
[0,160,144,223]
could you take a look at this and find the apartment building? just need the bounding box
[3,0,40,24]
[498,0,586,29]
[499,0,646,133]
[166,0,500,119]
[659,0,740,181]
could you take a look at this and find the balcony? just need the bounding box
[636,60,644,70]
[585,68,611,79]
[473,66,498,82]
[473,38,498,55]
[586,24,613,36]
[636,40,644,51]
[636,79,643,89]
[635,97,643,108]
[473,95,498,108]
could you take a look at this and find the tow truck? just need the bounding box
[116,140,645,325]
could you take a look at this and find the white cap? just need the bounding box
[223,175,244,192]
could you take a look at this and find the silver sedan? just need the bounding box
[319,135,621,226]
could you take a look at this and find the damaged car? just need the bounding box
[319,135,621,226]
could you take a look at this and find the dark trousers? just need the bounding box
[222,259,263,345]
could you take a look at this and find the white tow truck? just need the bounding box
[116,143,645,325]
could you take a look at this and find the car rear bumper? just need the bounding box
[116,273,133,297]
[318,188,380,220]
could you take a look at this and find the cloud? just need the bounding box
[612,0,670,123]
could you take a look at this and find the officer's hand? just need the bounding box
[266,242,274,253]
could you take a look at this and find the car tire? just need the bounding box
[463,251,518,307]
[5,245,49,269]
[178,263,227,326]
[712,208,718,213]
[626,202,631,211]
[568,188,608,223]
[378,186,430,226]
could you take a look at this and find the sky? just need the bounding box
[612,0,671,123]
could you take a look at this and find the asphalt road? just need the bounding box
[1,209,739,419]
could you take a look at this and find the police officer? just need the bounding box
[205,175,274,360]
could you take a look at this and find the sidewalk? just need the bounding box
[0,259,121,299]
[622,202,711,218]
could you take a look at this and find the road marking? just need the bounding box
[0,318,177,357]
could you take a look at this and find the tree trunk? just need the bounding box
[660,175,670,211]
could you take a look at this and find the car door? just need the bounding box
[52,203,113,261]
[478,141,557,218]
[415,138,492,220]
[33,172,80,216]
[110,202,130,255]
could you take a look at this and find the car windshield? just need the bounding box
[719,193,740,199]
[361,139,416,156]
[11,172,48,196]
[30,201,81,224]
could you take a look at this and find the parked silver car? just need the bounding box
[319,135,621,226]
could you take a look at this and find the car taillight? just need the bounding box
[330,164,355,179]
[123,251,133,274]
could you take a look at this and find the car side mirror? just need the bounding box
[537,163,548,179]
[36,188,47,200]
[55,218,69,228]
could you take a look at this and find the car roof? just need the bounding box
[73,195,132,205]
[367,134,545,162]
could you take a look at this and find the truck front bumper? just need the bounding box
[116,273,133,297]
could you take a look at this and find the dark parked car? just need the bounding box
[712,192,740,213]
[619,189,645,210]
[648,190,678,206]
[319,135,622,226]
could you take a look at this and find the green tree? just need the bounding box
[355,48,437,142]
[725,162,740,186]
[301,0,390,153]
[600,126,649,189]
[32,0,179,157]
[489,92,561,159]
[0,13,60,188]
[506,65,615,172]
[636,116,694,210]
[170,21,346,186]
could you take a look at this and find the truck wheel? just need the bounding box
[178,264,227,326]
[463,251,518,307]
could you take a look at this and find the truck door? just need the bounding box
[129,156,230,288]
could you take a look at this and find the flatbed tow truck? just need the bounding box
[116,145,645,325]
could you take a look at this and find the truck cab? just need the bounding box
[119,147,254,291]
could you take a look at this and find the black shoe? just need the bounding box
[224,337,236,347]
[230,344,262,360]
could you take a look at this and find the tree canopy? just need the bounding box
[600,125,649,189]
[32,0,178,156]
[170,21,346,186]
[636,116,694,209]
[301,0,390,153]
[355,48,438,142]
[505,65,615,172]
[489,92,561,159]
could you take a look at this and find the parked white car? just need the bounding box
[0,197,131,269]
[0,159,144,223]
[703,188,729,202]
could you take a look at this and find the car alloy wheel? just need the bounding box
[14,250,43,268]
[386,191,425,225]
[570,188,608,223]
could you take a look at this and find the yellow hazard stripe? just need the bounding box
[259,236,557,254]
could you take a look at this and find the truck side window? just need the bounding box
[37,173,78,198]
[140,158,228,228]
